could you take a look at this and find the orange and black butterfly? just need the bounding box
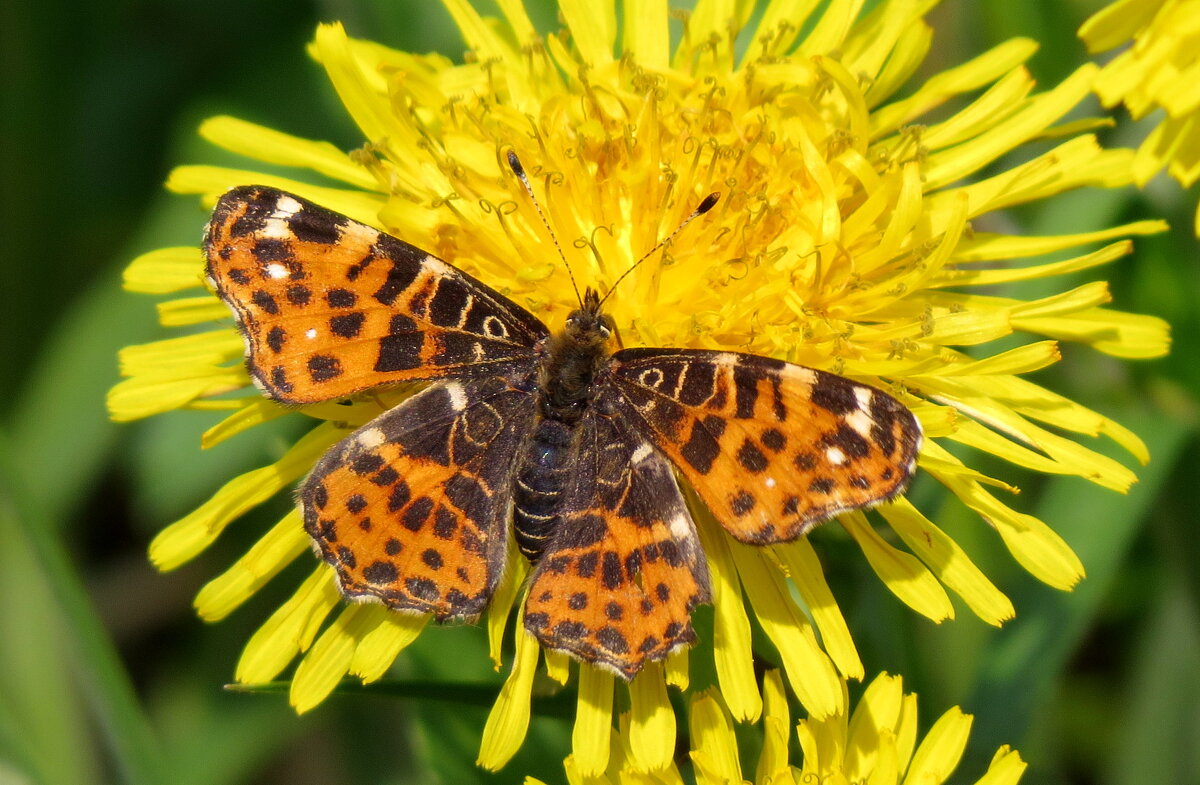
[204,157,922,679]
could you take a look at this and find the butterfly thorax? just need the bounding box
[514,289,615,562]
[534,288,614,424]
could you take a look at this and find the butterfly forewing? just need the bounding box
[204,186,548,404]
[523,402,711,678]
[302,376,538,619]
[609,349,922,544]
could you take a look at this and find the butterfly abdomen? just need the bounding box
[513,418,575,562]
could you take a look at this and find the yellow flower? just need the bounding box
[110,0,1169,773]
[529,670,1026,785]
[1081,0,1200,234]
[691,670,1026,785]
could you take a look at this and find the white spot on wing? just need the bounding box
[631,442,653,464]
[305,328,318,340]
[844,409,874,438]
[261,218,291,239]
[765,477,777,488]
[826,446,846,465]
[265,263,289,279]
[273,195,302,216]
[444,382,468,412]
[668,511,692,540]
[356,428,385,449]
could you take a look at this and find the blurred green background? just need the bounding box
[2,1,1197,783]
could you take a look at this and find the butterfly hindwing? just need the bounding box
[609,349,922,544]
[523,400,711,678]
[301,375,538,619]
[205,186,549,404]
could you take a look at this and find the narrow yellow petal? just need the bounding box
[729,543,844,719]
[665,648,689,691]
[627,664,675,773]
[148,423,342,570]
[690,492,761,722]
[291,603,385,713]
[622,0,669,70]
[166,165,386,226]
[574,665,615,777]
[559,0,615,66]
[199,115,377,190]
[311,23,399,148]
[487,540,528,670]
[107,367,248,422]
[1078,0,1158,52]
[845,673,904,783]
[688,690,741,785]
[936,242,1130,289]
[797,0,866,56]
[840,511,955,623]
[870,38,1038,137]
[756,671,792,785]
[974,746,1028,785]
[773,540,864,680]
[194,510,309,621]
[156,296,227,327]
[922,64,1098,189]
[878,499,1015,626]
[477,623,540,771]
[742,0,819,63]
[952,221,1166,262]
[201,399,289,449]
[117,330,243,376]
[349,611,428,683]
[903,707,972,784]
[894,692,920,771]
[929,468,1085,590]
[122,247,204,293]
[235,567,341,684]
[1013,307,1171,359]
[545,650,572,685]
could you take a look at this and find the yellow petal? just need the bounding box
[122,247,204,293]
[199,115,377,190]
[877,499,1014,626]
[690,491,761,722]
[627,664,675,773]
[194,510,309,621]
[729,543,843,718]
[148,423,342,570]
[236,567,341,684]
[574,665,615,777]
[974,746,1028,785]
[756,670,792,785]
[291,603,386,713]
[478,622,541,771]
[688,690,742,785]
[773,540,863,680]
[903,707,972,784]
[349,611,428,682]
[840,511,954,623]
[201,399,289,449]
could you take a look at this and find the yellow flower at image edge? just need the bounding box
[526,671,1027,785]
[1081,0,1200,233]
[109,0,1169,775]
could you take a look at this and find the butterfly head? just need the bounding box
[564,287,614,348]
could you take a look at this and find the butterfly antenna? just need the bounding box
[596,192,720,310]
[507,151,584,308]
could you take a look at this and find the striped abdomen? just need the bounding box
[512,418,574,562]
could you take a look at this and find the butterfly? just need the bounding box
[203,161,922,679]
